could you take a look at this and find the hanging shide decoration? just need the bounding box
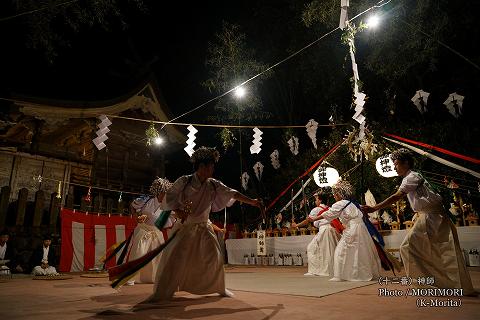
[375,154,398,178]
[93,115,112,150]
[443,92,464,118]
[241,172,250,190]
[84,187,92,203]
[253,162,264,181]
[381,211,393,224]
[411,90,430,114]
[340,11,373,160]
[118,192,123,203]
[305,119,318,149]
[364,189,380,222]
[270,150,280,169]
[287,136,299,155]
[56,181,62,199]
[145,122,160,146]
[341,19,367,126]
[184,125,198,157]
[250,127,263,154]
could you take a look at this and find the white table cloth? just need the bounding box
[226,226,480,265]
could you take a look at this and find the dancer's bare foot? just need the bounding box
[221,288,234,297]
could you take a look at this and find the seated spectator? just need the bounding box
[30,234,59,276]
[0,229,23,273]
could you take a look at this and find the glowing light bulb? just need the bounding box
[234,86,246,98]
[154,136,164,145]
[366,15,380,28]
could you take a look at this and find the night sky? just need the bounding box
[0,1,253,111]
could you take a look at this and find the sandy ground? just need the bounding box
[0,266,479,320]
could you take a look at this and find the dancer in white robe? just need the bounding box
[362,148,474,294]
[127,178,175,284]
[310,180,380,281]
[148,147,264,301]
[292,193,343,276]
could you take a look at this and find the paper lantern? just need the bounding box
[375,154,398,178]
[313,167,340,187]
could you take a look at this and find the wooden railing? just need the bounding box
[0,185,139,232]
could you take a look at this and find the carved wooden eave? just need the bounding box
[13,83,185,144]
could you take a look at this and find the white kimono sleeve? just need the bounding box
[399,171,422,194]
[313,219,330,228]
[320,200,348,222]
[210,178,238,212]
[163,175,189,211]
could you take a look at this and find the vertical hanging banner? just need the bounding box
[256,230,266,256]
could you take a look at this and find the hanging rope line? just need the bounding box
[398,18,480,72]
[0,0,80,23]
[158,0,397,129]
[420,170,479,184]
[107,114,346,129]
[33,176,145,196]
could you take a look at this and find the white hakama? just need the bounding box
[307,218,341,276]
[399,171,474,294]
[128,197,175,284]
[322,200,380,281]
[150,174,236,301]
[32,265,58,276]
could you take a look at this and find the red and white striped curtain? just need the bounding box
[59,209,137,272]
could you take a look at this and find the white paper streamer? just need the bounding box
[381,211,392,224]
[287,136,299,155]
[411,90,430,114]
[305,119,319,149]
[253,162,264,181]
[93,115,111,150]
[339,0,349,30]
[443,92,464,118]
[241,172,250,190]
[270,150,281,169]
[364,189,379,220]
[184,125,198,157]
[249,127,263,154]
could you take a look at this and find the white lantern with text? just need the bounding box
[376,154,398,178]
[313,167,340,187]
